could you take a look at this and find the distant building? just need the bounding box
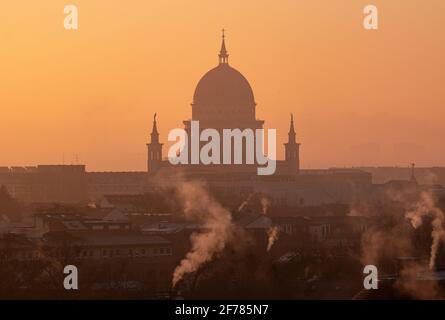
[0,165,87,203]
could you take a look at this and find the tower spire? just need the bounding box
[147,113,163,173]
[150,113,159,144]
[288,113,296,143]
[284,114,300,174]
[289,113,295,133]
[219,28,229,65]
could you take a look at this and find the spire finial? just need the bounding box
[288,113,296,136]
[219,28,229,64]
[151,113,159,134]
[150,113,159,144]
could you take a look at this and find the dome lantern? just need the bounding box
[218,28,229,65]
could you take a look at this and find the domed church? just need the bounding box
[191,31,262,130]
[147,31,300,178]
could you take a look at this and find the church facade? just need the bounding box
[144,33,372,206]
[147,33,300,178]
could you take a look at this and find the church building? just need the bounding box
[147,31,300,178]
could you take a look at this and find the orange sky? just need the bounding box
[0,0,444,171]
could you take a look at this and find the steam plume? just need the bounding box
[172,181,235,288]
[238,193,253,212]
[260,197,271,215]
[266,226,279,252]
[359,190,445,298]
[405,192,445,270]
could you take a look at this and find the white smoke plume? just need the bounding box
[259,196,276,251]
[260,197,271,215]
[266,226,279,252]
[359,190,445,298]
[172,181,235,288]
[238,193,254,212]
[405,192,445,270]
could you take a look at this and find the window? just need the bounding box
[284,224,292,234]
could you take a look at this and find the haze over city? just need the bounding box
[3,0,445,306]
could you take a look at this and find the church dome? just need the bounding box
[191,32,256,123]
[193,64,255,110]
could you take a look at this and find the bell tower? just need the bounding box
[284,114,300,174]
[147,113,163,173]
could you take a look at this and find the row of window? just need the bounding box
[88,246,172,258]
[90,225,130,230]
[10,246,172,260]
